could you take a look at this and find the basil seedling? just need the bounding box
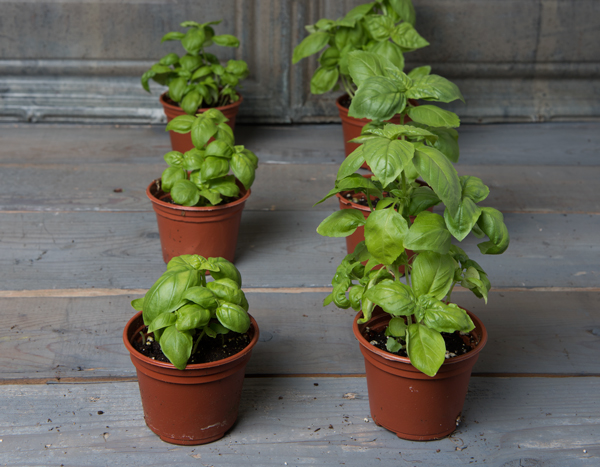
[142,20,249,114]
[131,255,251,370]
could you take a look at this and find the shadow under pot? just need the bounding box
[160,92,243,153]
[147,179,250,264]
[353,307,487,441]
[123,311,259,445]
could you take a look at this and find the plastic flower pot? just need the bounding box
[353,307,487,441]
[147,179,250,263]
[123,311,259,445]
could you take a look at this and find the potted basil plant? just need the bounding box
[292,0,429,156]
[316,51,510,441]
[123,254,259,445]
[142,20,249,152]
[147,108,258,263]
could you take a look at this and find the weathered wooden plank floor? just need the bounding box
[0,122,599,466]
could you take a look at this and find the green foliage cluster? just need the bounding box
[160,109,258,207]
[142,20,249,115]
[316,51,509,377]
[292,0,428,97]
[131,255,251,370]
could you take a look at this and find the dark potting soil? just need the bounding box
[133,327,251,365]
[155,181,239,207]
[344,191,385,207]
[363,327,477,360]
[339,94,352,110]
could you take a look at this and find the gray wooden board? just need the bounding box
[0,377,597,466]
[1,122,598,166]
[0,291,598,381]
[0,210,598,290]
[1,162,599,214]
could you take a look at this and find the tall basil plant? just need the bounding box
[159,109,258,207]
[142,20,249,114]
[131,255,251,370]
[292,0,428,97]
[316,51,509,377]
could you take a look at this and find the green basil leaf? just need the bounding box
[191,66,213,81]
[292,32,330,64]
[411,251,455,299]
[407,106,460,128]
[205,140,233,159]
[310,66,340,95]
[164,151,184,167]
[407,65,431,79]
[460,176,490,203]
[347,50,384,88]
[171,179,201,206]
[160,325,193,370]
[208,176,240,197]
[209,257,242,287]
[317,209,366,237]
[209,322,230,335]
[403,211,452,254]
[143,268,201,326]
[349,76,406,121]
[167,254,203,271]
[363,138,414,187]
[161,167,186,192]
[319,47,340,67]
[213,34,240,47]
[407,323,445,376]
[175,304,211,331]
[406,75,464,103]
[141,69,156,92]
[148,311,177,333]
[391,22,429,51]
[476,207,510,254]
[422,302,474,333]
[364,279,415,316]
[364,15,395,41]
[337,145,366,180]
[207,278,244,305]
[428,127,460,163]
[183,149,205,171]
[159,53,179,66]
[413,145,461,215]
[131,297,144,311]
[216,303,251,333]
[179,54,202,72]
[369,40,404,71]
[181,28,205,54]
[182,286,218,309]
[225,59,249,77]
[161,31,185,43]
[168,77,188,103]
[408,186,440,216]
[198,189,222,206]
[388,317,407,337]
[231,151,257,189]
[388,0,416,25]
[166,114,195,134]
[181,90,201,116]
[444,198,482,241]
[190,115,217,148]
[364,208,408,264]
[341,2,375,25]
[202,156,230,180]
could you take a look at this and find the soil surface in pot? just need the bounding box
[363,327,477,360]
[343,191,387,207]
[163,93,232,110]
[133,327,251,365]
[152,181,239,207]
[339,94,352,110]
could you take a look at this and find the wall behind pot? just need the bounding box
[0,0,598,124]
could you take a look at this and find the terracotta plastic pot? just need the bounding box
[353,307,487,441]
[123,311,259,445]
[160,93,243,153]
[147,179,250,263]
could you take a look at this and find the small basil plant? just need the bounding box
[316,52,509,378]
[142,20,249,114]
[131,255,251,370]
[159,109,258,207]
[292,0,428,97]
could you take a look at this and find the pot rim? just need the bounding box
[353,307,488,368]
[159,92,244,114]
[123,310,260,371]
[146,179,251,213]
